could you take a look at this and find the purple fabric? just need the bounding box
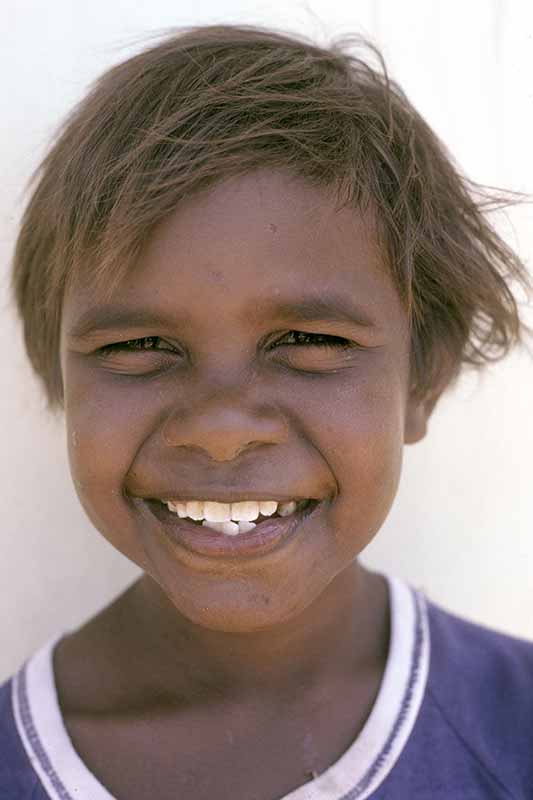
[0,672,44,799]
[369,601,533,799]
[1,599,532,799]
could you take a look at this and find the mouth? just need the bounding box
[143,497,322,560]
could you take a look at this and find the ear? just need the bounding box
[404,390,440,444]
[404,362,457,444]
[404,339,460,444]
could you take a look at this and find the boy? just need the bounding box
[2,22,533,800]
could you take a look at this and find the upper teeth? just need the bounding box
[166,499,298,523]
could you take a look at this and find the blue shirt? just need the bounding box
[1,574,532,799]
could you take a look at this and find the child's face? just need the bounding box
[60,169,428,632]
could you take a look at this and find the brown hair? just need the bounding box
[11,23,532,411]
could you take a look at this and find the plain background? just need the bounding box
[1,0,532,682]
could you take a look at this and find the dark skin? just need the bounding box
[55,169,439,799]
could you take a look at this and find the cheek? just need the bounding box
[63,368,159,564]
[315,375,405,551]
[66,383,128,490]
[65,367,158,479]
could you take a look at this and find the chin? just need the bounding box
[160,580,317,634]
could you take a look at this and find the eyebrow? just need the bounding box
[67,294,378,339]
[67,307,188,339]
[262,295,377,329]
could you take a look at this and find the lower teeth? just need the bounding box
[201,520,256,536]
[199,508,305,536]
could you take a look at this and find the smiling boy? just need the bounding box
[2,23,533,800]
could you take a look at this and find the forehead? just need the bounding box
[62,169,405,336]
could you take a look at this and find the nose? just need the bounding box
[161,379,289,463]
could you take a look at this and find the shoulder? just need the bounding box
[0,671,48,798]
[424,597,533,796]
[426,598,533,703]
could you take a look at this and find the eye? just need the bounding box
[273,331,355,349]
[98,336,177,356]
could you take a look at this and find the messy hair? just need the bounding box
[11,23,532,410]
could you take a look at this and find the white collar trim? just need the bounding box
[12,574,429,800]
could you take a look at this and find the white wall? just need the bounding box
[1,0,532,681]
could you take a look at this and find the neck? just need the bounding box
[114,562,389,704]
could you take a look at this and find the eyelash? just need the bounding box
[99,332,354,356]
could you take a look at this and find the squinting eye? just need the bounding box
[99,336,176,356]
[274,331,354,349]
[96,332,355,362]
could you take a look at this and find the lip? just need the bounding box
[143,498,323,560]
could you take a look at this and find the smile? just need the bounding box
[162,498,309,536]
[144,497,322,559]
